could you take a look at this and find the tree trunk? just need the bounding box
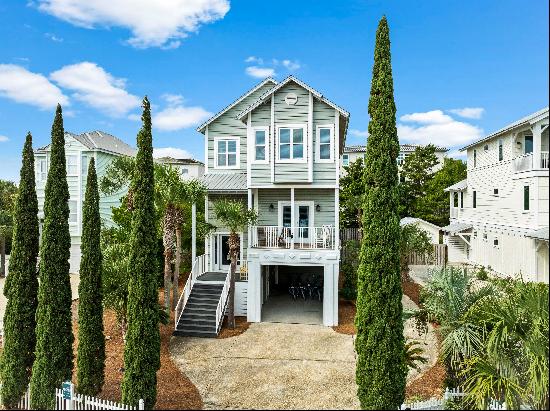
[172,226,182,310]
[227,232,239,329]
[0,234,5,278]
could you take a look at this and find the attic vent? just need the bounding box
[285,93,298,105]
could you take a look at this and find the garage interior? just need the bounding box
[260,265,324,325]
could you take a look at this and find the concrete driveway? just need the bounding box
[170,322,360,410]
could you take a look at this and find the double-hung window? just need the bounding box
[316,125,334,162]
[342,154,349,166]
[215,138,239,168]
[277,126,305,162]
[66,154,78,176]
[68,200,78,224]
[253,127,269,163]
[81,155,89,176]
[37,158,47,182]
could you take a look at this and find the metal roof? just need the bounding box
[196,78,278,133]
[441,222,473,235]
[343,143,448,153]
[155,157,204,166]
[400,217,441,229]
[444,179,468,192]
[460,107,549,151]
[526,227,549,241]
[38,131,136,157]
[199,172,247,192]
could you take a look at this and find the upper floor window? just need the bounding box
[181,168,189,175]
[523,185,530,211]
[277,126,305,162]
[524,135,533,154]
[473,191,477,208]
[460,192,464,208]
[66,154,78,176]
[68,200,78,224]
[316,125,334,162]
[253,127,269,163]
[473,149,477,167]
[397,153,405,166]
[484,144,489,151]
[342,154,349,166]
[493,188,499,196]
[37,158,47,181]
[498,139,504,161]
[215,137,239,168]
[81,155,88,176]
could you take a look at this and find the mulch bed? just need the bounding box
[332,299,356,335]
[217,316,251,339]
[402,280,422,307]
[72,292,203,410]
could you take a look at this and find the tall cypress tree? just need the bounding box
[30,105,74,409]
[122,97,160,409]
[77,158,105,396]
[355,16,406,409]
[0,133,39,408]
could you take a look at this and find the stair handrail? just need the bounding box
[215,266,231,334]
[175,254,206,328]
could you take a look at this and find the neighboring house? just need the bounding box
[156,156,205,180]
[174,76,349,337]
[35,131,136,273]
[340,144,448,178]
[443,108,549,283]
[400,217,441,244]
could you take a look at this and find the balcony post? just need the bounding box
[533,124,542,169]
[290,188,295,249]
[248,188,252,250]
[335,188,339,250]
[449,191,454,220]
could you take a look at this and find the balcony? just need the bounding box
[513,152,549,172]
[250,225,336,249]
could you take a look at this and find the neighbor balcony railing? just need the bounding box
[513,152,549,172]
[250,225,336,249]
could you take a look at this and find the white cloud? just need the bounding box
[153,147,193,159]
[127,113,141,121]
[37,0,230,48]
[50,62,140,116]
[162,93,184,106]
[397,109,483,147]
[281,59,300,71]
[0,64,69,109]
[153,103,211,131]
[448,107,485,119]
[245,66,276,79]
[245,56,263,64]
[349,129,369,138]
[0,135,9,142]
[45,32,63,42]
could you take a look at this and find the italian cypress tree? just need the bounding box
[122,97,160,409]
[0,133,39,408]
[77,158,105,396]
[355,16,406,409]
[30,105,74,409]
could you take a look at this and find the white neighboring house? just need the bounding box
[35,131,136,273]
[443,108,549,283]
[155,157,205,180]
[400,217,441,244]
[340,144,448,177]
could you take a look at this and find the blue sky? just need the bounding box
[0,0,548,181]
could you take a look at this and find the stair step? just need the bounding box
[178,320,216,328]
[179,314,216,323]
[191,291,222,298]
[173,329,217,338]
[176,323,217,333]
[187,297,219,304]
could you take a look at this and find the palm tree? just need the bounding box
[213,199,257,329]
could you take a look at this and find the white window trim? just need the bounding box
[277,200,315,228]
[315,124,335,163]
[276,124,307,163]
[37,158,48,182]
[251,126,270,165]
[213,136,240,169]
[66,153,79,177]
[68,199,78,225]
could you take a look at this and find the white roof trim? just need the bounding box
[196,78,278,133]
[236,75,350,120]
[460,107,549,151]
[444,179,468,192]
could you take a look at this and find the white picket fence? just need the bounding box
[0,382,143,410]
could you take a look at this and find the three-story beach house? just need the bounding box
[443,108,549,283]
[174,76,349,337]
[35,131,135,273]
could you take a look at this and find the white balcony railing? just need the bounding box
[513,152,549,172]
[175,253,207,328]
[250,225,336,249]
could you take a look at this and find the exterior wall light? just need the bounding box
[316,204,321,212]
[269,203,274,211]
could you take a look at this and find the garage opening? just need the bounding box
[261,265,323,325]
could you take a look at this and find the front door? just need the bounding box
[218,234,240,271]
[280,204,312,245]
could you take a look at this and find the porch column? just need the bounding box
[335,188,339,249]
[248,188,252,249]
[191,202,196,263]
[449,191,453,220]
[533,124,542,169]
[247,261,262,322]
[290,188,295,249]
[323,263,339,326]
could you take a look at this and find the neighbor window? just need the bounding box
[460,192,464,208]
[254,128,268,162]
[498,139,504,161]
[66,154,78,175]
[493,238,499,247]
[493,188,499,196]
[37,158,47,181]
[81,155,88,176]
[484,144,489,151]
[483,232,488,241]
[473,150,477,167]
[473,191,477,208]
[524,135,533,154]
[342,154,349,166]
[316,126,333,161]
[181,168,189,175]
[524,185,530,211]
[278,127,304,161]
[397,153,405,165]
[68,200,78,224]
[215,138,238,168]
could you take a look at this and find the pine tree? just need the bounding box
[76,158,105,396]
[122,97,160,409]
[30,105,74,409]
[0,133,39,408]
[355,16,406,409]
